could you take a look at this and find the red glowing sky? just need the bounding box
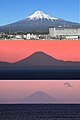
[0,40,80,62]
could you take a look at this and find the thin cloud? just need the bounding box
[64,82,72,87]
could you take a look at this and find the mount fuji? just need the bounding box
[0,10,80,33]
[0,51,80,67]
[22,91,62,103]
[0,52,80,79]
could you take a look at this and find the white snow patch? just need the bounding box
[27,11,58,20]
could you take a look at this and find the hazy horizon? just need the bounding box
[0,80,80,104]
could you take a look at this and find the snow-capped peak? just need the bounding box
[27,10,58,20]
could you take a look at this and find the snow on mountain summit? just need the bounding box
[27,10,58,20]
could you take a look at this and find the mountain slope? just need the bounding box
[22,91,62,103]
[0,10,79,33]
[13,51,80,67]
[14,51,61,66]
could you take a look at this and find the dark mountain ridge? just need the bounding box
[0,51,80,67]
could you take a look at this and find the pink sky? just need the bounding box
[0,40,80,62]
[0,80,80,103]
[0,40,80,103]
